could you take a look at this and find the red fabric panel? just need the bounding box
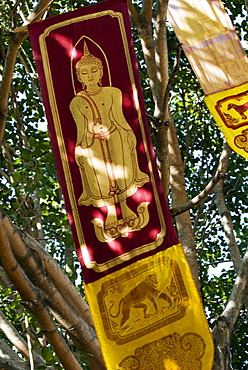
[28,0,178,283]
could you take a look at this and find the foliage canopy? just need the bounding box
[0,0,248,369]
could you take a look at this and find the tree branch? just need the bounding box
[156,124,169,195]
[1,208,105,370]
[151,0,171,194]
[10,223,94,328]
[220,246,248,329]
[0,0,54,141]
[0,337,30,370]
[168,112,200,287]
[0,310,45,367]
[162,43,181,118]
[171,171,226,217]
[153,0,169,119]
[26,0,53,24]
[141,0,153,23]
[0,216,83,370]
[127,0,140,28]
[213,246,248,369]
[0,32,27,142]
[171,141,232,217]
[128,1,156,103]
[13,0,54,32]
[214,183,242,273]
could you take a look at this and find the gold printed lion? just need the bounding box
[97,257,189,344]
[227,102,248,119]
[108,274,173,329]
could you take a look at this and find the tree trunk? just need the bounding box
[168,115,200,288]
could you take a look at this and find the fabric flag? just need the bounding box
[28,0,214,368]
[168,0,248,159]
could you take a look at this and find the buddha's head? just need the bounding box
[76,42,103,88]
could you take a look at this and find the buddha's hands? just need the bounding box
[93,123,109,140]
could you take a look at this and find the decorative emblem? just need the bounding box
[118,332,206,370]
[108,273,174,329]
[227,102,248,120]
[215,90,248,129]
[92,202,150,242]
[97,255,189,344]
[234,129,248,152]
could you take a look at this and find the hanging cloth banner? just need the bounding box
[168,0,248,159]
[28,0,213,368]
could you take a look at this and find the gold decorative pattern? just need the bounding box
[234,129,248,152]
[97,254,189,345]
[118,332,206,370]
[91,202,150,242]
[214,89,248,130]
[205,82,248,160]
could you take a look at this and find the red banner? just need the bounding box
[28,0,178,283]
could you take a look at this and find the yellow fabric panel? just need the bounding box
[205,82,248,159]
[168,0,248,160]
[85,243,214,370]
[168,0,248,95]
[168,0,232,46]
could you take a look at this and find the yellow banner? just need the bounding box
[205,82,248,157]
[168,0,248,159]
[85,243,214,369]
